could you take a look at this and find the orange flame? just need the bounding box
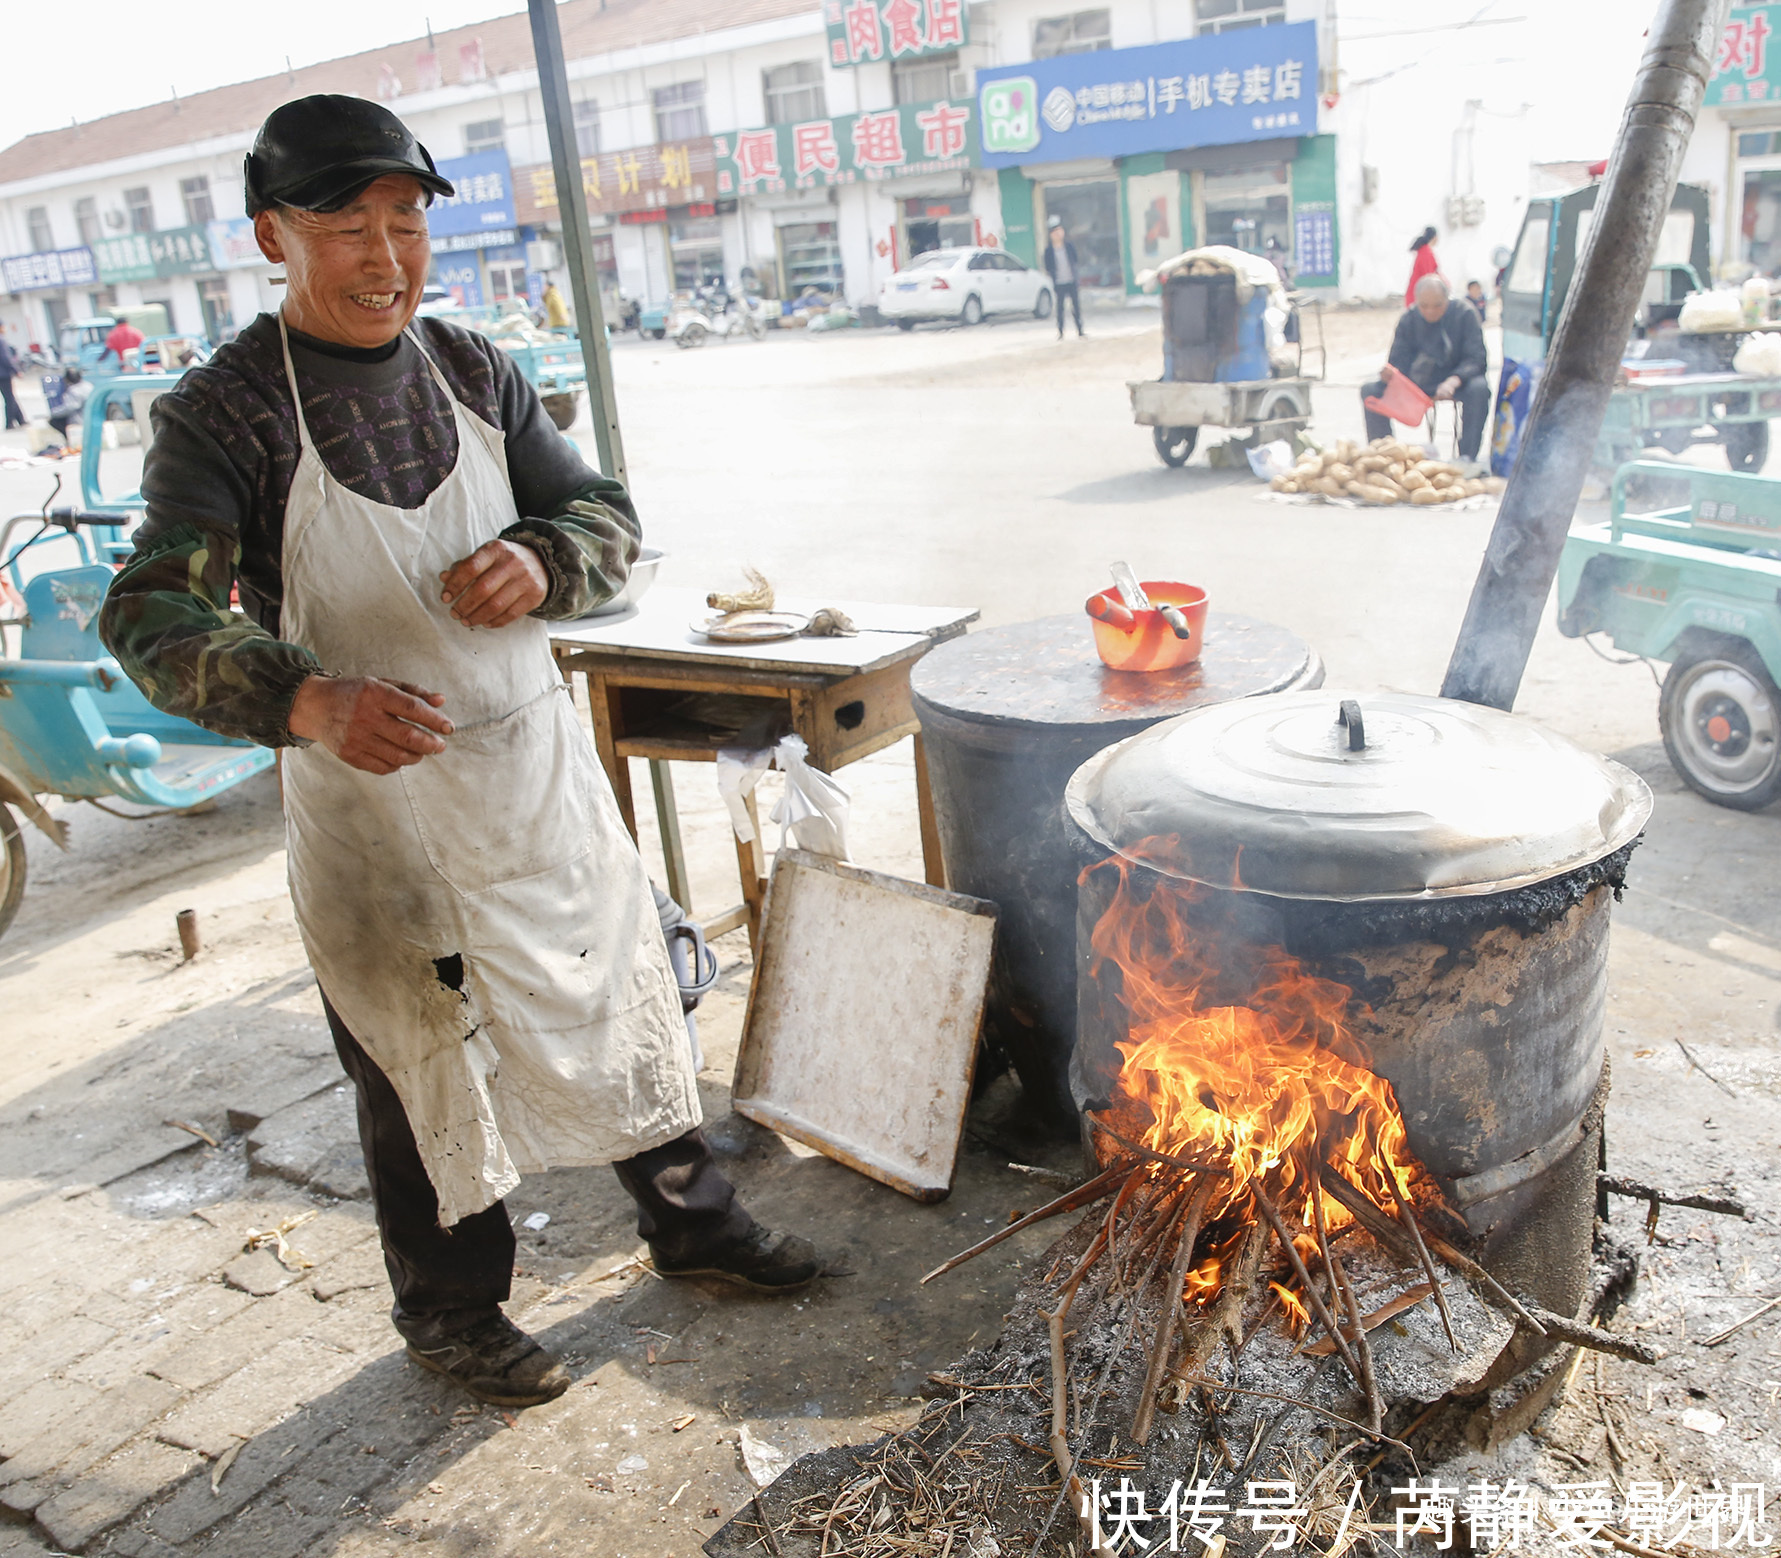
[1088,851,1423,1228]
[1270,1281,1309,1333]
[1183,1254,1223,1306]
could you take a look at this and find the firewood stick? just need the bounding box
[1314,1165,1383,1433]
[1251,1183,1360,1378]
[1393,1188,1459,1352]
[1316,1161,1550,1339]
[1169,1373,1418,1467]
[920,1162,1128,1284]
[1133,1177,1216,1445]
[1086,1115,1230,1175]
[1597,1174,1747,1219]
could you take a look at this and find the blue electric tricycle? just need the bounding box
[0,373,274,939]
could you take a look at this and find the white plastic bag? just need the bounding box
[1679,289,1743,334]
[1246,438,1294,481]
[1733,330,1781,376]
[770,734,851,859]
[715,746,773,844]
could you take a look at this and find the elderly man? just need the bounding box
[99,96,817,1409]
[1360,275,1491,464]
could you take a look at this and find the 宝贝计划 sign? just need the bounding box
[976,22,1317,168]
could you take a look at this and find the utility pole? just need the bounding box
[526,0,627,487]
[1440,0,1727,709]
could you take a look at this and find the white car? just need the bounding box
[877,247,1053,329]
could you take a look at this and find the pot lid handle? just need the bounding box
[1338,698,1365,751]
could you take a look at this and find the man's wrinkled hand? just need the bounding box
[439,539,549,628]
[288,675,452,776]
[1435,376,1461,402]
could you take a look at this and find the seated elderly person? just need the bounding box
[1360,275,1491,464]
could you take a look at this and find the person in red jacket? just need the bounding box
[101,315,145,364]
[1405,227,1440,309]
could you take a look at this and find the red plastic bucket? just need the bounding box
[1363,364,1433,427]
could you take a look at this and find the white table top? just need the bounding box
[549,587,979,677]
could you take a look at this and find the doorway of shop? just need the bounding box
[903,196,974,260]
[1037,181,1122,289]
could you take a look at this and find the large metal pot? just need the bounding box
[1065,690,1652,1331]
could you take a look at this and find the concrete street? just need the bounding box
[1,302,1779,1555]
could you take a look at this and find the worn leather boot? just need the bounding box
[404,1312,570,1406]
[653,1223,820,1292]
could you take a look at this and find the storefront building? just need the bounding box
[1680,3,1781,279]
[976,20,1335,296]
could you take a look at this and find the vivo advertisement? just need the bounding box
[976,21,1318,168]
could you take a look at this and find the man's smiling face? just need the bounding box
[255,175,431,348]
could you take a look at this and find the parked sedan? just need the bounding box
[877,247,1054,329]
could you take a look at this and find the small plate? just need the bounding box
[692,610,811,643]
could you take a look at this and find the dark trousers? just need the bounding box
[323,994,750,1332]
[1055,281,1083,337]
[0,378,22,430]
[1361,372,1491,460]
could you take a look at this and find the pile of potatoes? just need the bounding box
[1270,437,1508,506]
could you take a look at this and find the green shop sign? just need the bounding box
[92,227,215,283]
[1707,4,1781,105]
[714,99,977,196]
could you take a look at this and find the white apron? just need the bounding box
[275,314,699,1227]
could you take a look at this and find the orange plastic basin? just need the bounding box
[1363,363,1433,427]
[1087,582,1210,672]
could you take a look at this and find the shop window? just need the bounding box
[902,195,973,258]
[1743,172,1781,275]
[1194,0,1286,33]
[465,119,505,154]
[573,96,600,157]
[1042,181,1122,287]
[26,207,51,252]
[1203,163,1291,255]
[74,197,100,246]
[654,82,708,143]
[765,61,827,125]
[1033,10,1112,59]
[779,221,842,295]
[180,175,214,227]
[488,260,527,300]
[669,212,724,290]
[893,52,958,106]
[198,277,233,344]
[124,187,154,233]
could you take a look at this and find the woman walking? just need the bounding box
[1405,226,1440,309]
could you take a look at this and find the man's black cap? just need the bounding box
[244,95,454,217]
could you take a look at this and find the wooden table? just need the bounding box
[551,588,978,947]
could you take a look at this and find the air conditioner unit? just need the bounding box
[526,239,560,272]
[1445,195,1485,228]
[104,209,126,231]
[1361,166,1379,205]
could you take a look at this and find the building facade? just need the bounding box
[1,0,1574,356]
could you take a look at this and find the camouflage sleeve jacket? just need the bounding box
[97,313,638,748]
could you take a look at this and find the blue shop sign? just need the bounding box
[976,21,1317,168]
[429,150,516,238]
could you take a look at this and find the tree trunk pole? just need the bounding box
[1440,0,1727,709]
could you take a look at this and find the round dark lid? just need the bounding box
[1065,689,1653,901]
[911,612,1319,733]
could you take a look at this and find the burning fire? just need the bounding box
[1087,850,1431,1290]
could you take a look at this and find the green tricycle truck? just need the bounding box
[1558,460,1781,809]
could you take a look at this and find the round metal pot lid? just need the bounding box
[1064,689,1654,901]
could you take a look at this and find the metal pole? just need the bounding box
[527,0,626,487]
[1439,0,1726,709]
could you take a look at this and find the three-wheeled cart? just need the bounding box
[0,374,274,940]
[1128,264,1323,467]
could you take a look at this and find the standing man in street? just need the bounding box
[541,280,571,328]
[1043,217,1085,339]
[1360,275,1491,467]
[100,96,818,1411]
[0,334,23,429]
[100,312,144,366]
